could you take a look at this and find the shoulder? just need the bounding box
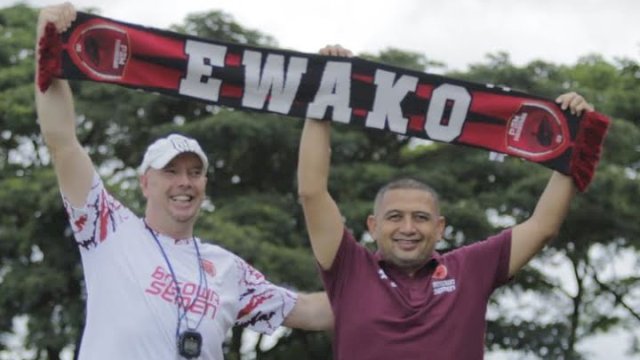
[197,240,244,262]
[197,241,255,274]
[450,229,511,252]
[439,230,512,266]
[335,228,376,262]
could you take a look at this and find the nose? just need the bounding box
[174,171,192,187]
[399,216,417,234]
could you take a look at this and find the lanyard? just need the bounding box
[144,222,208,337]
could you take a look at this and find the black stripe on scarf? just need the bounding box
[37,12,610,191]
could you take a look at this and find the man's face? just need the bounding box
[367,188,445,275]
[140,153,207,226]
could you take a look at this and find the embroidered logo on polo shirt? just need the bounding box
[433,264,448,280]
[432,265,456,295]
[432,279,456,295]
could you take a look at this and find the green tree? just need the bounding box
[1,3,638,360]
[0,4,83,360]
[0,4,330,360]
[452,53,640,359]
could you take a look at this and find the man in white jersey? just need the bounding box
[35,3,332,359]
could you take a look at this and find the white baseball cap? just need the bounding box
[138,133,209,174]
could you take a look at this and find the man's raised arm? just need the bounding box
[509,92,592,277]
[297,45,354,270]
[35,3,94,207]
[297,118,343,270]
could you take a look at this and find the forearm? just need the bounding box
[283,292,333,331]
[36,78,94,206]
[509,172,576,275]
[35,5,94,206]
[35,79,79,151]
[530,171,577,237]
[297,119,332,198]
[35,4,79,154]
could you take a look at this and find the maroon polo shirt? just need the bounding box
[321,228,512,360]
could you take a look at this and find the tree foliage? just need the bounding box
[0,3,638,360]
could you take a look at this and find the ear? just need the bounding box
[139,173,150,198]
[366,214,377,235]
[436,215,446,242]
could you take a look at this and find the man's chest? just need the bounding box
[336,261,463,327]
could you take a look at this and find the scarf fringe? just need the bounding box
[37,22,63,92]
[570,111,610,192]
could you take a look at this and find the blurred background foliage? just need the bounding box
[0,4,638,360]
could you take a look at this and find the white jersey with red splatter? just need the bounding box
[63,173,297,360]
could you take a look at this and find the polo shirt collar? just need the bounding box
[375,250,442,278]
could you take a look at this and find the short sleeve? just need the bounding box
[233,257,297,334]
[458,229,512,290]
[320,227,363,298]
[62,172,133,251]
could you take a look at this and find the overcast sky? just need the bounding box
[1,1,639,359]
[5,0,640,71]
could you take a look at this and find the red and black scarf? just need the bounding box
[38,12,610,191]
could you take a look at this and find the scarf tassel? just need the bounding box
[570,111,610,192]
[37,22,63,92]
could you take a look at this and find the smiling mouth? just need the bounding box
[171,195,194,203]
[393,239,422,249]
[393,238,420,243]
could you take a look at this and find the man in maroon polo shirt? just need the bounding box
[297,45,594,359]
